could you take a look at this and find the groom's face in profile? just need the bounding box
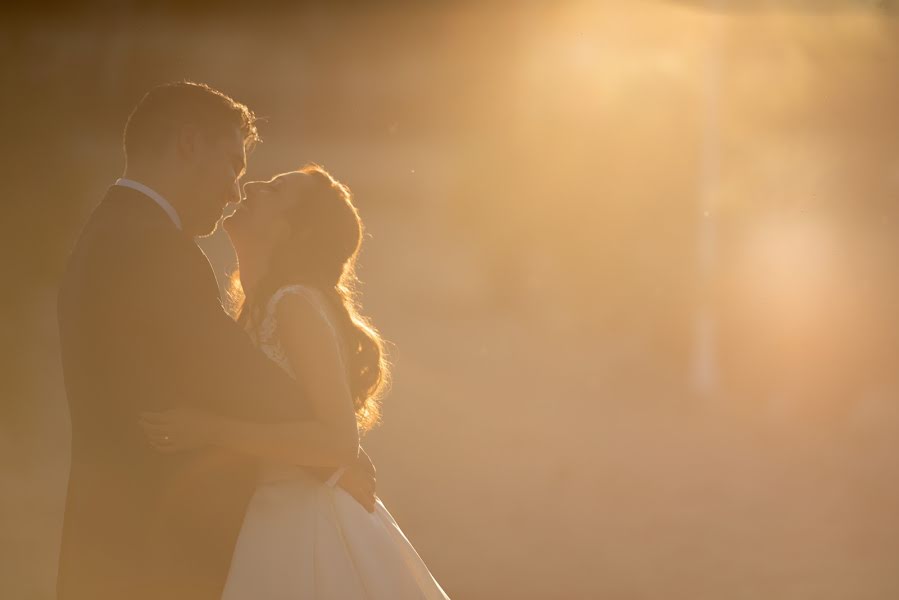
[186,126,247,237]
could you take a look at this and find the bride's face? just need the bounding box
[223,171,308,267]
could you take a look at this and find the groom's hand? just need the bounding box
[338,448,377,513]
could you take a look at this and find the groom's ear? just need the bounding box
[175,123,203,161]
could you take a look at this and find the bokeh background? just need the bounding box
[3,1,899,598]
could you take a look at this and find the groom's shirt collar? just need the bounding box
[114,178,183,231]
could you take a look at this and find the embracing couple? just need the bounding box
[57,81,449,600]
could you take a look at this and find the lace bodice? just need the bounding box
[248,284,345,379]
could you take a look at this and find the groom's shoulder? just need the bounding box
[62,186,185,289]
[97,185,175,233]
[76,186,180,253]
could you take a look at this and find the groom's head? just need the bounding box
[123,81,258,236]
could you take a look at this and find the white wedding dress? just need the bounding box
[221,285,450,600]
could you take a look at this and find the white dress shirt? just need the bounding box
[114,178,183,231]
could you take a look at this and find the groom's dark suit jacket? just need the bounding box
[57,185,312,600]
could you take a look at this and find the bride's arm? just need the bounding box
[141,292,360,468]
[213,292,359,466]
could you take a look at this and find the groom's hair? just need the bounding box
[123,81,259,166]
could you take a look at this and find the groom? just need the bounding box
[57,81,376,600]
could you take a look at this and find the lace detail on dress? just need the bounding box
[250,284,340,379]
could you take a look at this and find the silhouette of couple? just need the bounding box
[57,81,449,600]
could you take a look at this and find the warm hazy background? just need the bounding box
[3,1,899,598]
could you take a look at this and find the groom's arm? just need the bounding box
[120,231,309,424]
[137,267,378,507]
[123,233,377,505]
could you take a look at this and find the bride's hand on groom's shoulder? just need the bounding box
[139,406,221,454]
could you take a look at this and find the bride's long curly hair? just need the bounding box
[228,164,388,431]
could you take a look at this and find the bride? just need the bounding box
[140,164,449,599]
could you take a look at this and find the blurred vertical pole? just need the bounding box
[692,6,722,398]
